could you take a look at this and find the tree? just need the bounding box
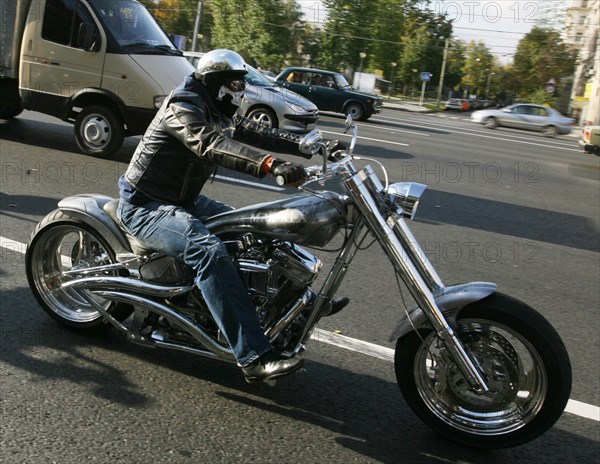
[460,41,494,97]
[512,27,576,99]
[207,0,303,70]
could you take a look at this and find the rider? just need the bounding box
[117,49,340,384]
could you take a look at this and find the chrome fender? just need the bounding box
[389,282,497,341]
[56,194,132,254]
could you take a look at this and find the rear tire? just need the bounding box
[26,211,133,331]
[394,293,571,449]
[0,102,23,120]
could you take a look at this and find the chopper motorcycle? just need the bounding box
[26,117,571,449]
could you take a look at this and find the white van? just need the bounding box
[0,0,193,157]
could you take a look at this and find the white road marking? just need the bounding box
[372,114,581,152]
[2,233,598,422]
[321,130,410,147]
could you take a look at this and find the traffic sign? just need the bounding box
[421,72,432,82]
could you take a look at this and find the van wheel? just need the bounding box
[0,103,23,120]
[75,105,124,158]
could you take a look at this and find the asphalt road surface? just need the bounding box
[1,108,598,464]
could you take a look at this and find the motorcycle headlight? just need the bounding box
[386,182,427,219]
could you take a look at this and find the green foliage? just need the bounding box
[512,27,576,97]
[521,88,557,106]
[207,0,303,70]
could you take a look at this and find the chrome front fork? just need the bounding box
[344,167,489,392]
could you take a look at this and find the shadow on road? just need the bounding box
[418,189,599,253]
[0,282,595,464]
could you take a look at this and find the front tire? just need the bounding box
[247,107,278,128]
[345,103,365,121]
[74,105,124,158]
[26,211,133,331]
[543,125,558,137]
[395,293,571,449]
[484,117,498,129]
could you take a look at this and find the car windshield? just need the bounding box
[93,0,180,55]
[245,65,274,87]
[334,73,351,89]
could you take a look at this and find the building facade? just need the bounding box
[564,0,599,125]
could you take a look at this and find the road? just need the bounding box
[1,108,599,464]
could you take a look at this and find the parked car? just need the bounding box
[183,52,318,133]
[275,67,383,121]
[579,126,600,155]
[471,103,576,137]
[444,98,470,112]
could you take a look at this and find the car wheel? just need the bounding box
[484,117,498,129]
[345,103,364,121]
[543,125,558,137]
[247,107,278,129]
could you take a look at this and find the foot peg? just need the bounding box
[324,297,350,317]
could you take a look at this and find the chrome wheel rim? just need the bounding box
[414,319,547,435]
[30,225,116,323]
[249,111,274,128]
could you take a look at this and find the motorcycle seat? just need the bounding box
[103,199,155,255]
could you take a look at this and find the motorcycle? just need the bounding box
[26,116,571,449]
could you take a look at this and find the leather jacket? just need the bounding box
[121,74,305,207]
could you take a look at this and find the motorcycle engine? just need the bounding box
[236,241,322,349]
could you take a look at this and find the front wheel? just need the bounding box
[26,210,133,331]
[74,105,124,158]
[345,103,365,121]
[247,107,278,128]
[395,293,571,449]
[484,117,498,129]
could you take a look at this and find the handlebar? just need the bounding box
[276,115,359,188]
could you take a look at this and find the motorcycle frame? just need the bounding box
[55,164,495,389]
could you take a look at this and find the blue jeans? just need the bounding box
[117,196,272,366]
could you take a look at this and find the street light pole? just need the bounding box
[357,52,366,90]
[485,72,495,99]
[436,37,449,106]
[191,0,203,52]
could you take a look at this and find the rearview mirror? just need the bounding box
[77,22,98,51]
[299,129,323,156]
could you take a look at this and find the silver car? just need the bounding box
[471,103,575,137]
[183,52,318,133]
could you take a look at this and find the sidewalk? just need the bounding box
[382,99,433,112]
[381,98,582,137]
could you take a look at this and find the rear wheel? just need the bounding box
[74,105,124,158]
[26,211,133,330]
[0,102,23,120]
[395,293,571,449]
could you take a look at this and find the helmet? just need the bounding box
[194,49,247,80]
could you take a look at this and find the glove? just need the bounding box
[326,139,347,161]
[270,159,307,186]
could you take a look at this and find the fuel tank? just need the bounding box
[206,191,348,247]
